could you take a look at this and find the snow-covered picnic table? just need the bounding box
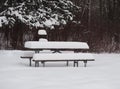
[22,41,94,67]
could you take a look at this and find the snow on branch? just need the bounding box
[0,0,81,30]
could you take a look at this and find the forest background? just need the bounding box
[0,0,120,53]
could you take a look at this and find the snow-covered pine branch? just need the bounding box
[0,0,81,30]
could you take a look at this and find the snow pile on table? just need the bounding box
[24,41,89,49]
[38,30,47,35]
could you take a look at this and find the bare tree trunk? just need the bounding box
[88,0,92,30]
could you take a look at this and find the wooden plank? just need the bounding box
[25,41,89,49]
[33,53,94,60]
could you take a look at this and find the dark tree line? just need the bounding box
[0,0,120,52]
[70,0,120,52]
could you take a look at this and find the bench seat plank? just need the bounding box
[33,53,94,60]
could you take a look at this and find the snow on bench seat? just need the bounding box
[20,51,35,66]
[20,50,53,66]
[32,53,94,67]
[33,53,94,60]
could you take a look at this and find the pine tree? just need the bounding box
[0,0,81,49]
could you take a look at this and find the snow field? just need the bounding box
[0,50,120,89]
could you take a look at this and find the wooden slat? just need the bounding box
[33,53,94,60]
[25,41,89,49]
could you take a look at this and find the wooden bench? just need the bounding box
[32,53,95,67]
[20,51,35,66]
[21,56,33,66]
[20,50,53,66]
[22,41,95,67]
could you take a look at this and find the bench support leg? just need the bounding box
[35,50,39,53]
[76,61,78,67]
[66,61,69,66]
[41,61,45,67]
[52,50,62,53]
[29,58,32,66]
[74,61,78,67]
[35,61,39,67]
[83,60,87,67]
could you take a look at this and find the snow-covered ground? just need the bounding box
[0,50,120,89]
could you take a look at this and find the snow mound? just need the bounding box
[38,30,47,35]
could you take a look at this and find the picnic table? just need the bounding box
[21,41,94,67]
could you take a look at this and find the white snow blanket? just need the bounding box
[25,41,89,49]
[0,51,120,89]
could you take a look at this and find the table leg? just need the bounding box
[29,58,32,66]
[41,61,45,67]
[35,61,39,67]
[83,60,87,67]
[74,61,78,67]
[52,50,62,53]
[66,61,69,66]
